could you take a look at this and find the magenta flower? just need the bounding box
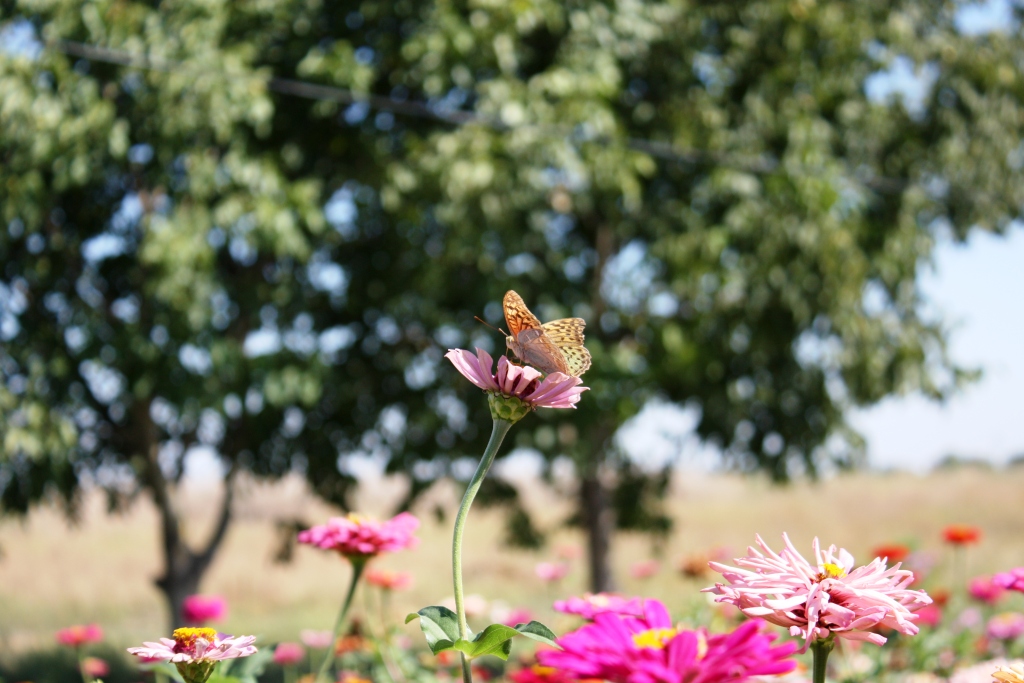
[535,561,570,582]
[969,576,1006,605]
[705,533,932,652]
[57,623,103,647]
[994,568,1024,592]
[273,641,306,665]
[537,598,796,683]
[128,628,257,683]
[183,595,228,624]
[297,512,419,559]
[554,593,646,620]
[446,348,587,410]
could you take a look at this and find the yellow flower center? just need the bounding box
[172,627,217,652]
[345,512,367,524]
[531,666,557,676]
[632,627,678,650]
[818,563,847,580]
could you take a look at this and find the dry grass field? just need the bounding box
[2,464,1023,657]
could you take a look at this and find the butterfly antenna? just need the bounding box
[474,316,508,336]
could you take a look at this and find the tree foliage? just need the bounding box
[1,0,1021,604]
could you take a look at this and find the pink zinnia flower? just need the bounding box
[994,568,1024,593]
[705,533,932,652]
[535,561,570,582]
[182,595,228,624]
[273,641,306,665]
[631,560,661,580]
[987,613,1024,641]
[970,576,1006,605]
[365,568,414,591]
[538,598,796,683]
[554,593,646,620]
[81,656,110,677]
[57,623,103,647]
[509,663,578,683]
[446,348,587,409]
[128,628,257,683]
[301,629,334,649]
[297,512,419,559]
[501,607,535,628]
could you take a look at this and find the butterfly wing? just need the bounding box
[503,290,571,375]
[542,318,592,377]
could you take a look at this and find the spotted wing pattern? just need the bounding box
[502,290,591,377]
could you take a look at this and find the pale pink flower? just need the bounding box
[631,560,661,580]
[535,561,570,582]
[994,568,1024,593]
[127,628,257,673]
[557,544,582,561]
[301,629,334,649]
[297,512,419,558]
[446,348,587,409]
[365,568,414,591]
[705,533,932,652]
[988,613,1024,641]
[57,623,103,647]
[554,593,646,620]
[273,641,306,665]
[501,607,535,627]
[182,595,228,624]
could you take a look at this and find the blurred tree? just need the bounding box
[1,0,1021,620]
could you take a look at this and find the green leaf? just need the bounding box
[514,620,560,648]
[407,605,463,655]
[453,624,521,661]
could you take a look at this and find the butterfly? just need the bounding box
[503,290,592,377]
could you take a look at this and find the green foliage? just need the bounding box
[406,606,557,661]
[1,0,1021,542]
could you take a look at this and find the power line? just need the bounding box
[48,39,906,194]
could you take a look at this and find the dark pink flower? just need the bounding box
[968,576,1005,605]
[297,512,419,559]
[182,595,228,624]
[508,663,578,683]
[915,604,942,628]
[554,593,646,620]
[994,568,1024,593]
[537,598,796,683]
[446,348,587,409]
[57,624,103,647]
[273,641,306,665]
[705,534,932,652]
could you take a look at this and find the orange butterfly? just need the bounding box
[503,290,591,377]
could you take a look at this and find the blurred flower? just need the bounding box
[943,525,982,546]
[473,664,495,681]
[440,593,489,618]
[334,635,368,656]
[501,608,535,628]
[182,595,228,624]
[871,544,911,565]
[706,533,932,652]
[509,664,579,683]
[446,348,587,412]
[556,544,582,561]
[950,659,1022,683]
[337,672,372,683]
[536,562,570,582]
[915,604,943,628]
[970,576,1007,605]
[538,598,796,683]
[365,568,413,591]
[300,629,333,649]
[57,624,103,647]
[127,628,257,683]
[554,593,646,620]
[959,607,983,630]
[987,613,1024,641]
[630,560,660,580]
[992,662,1024,683]
[81,657,109,677]
[930,588,951,607]
[298,512,419,560]
[678,547,731,580]
[273,642,306,665]
[994,569,1024,593]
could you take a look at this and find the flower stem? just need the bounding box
[452,418,513,683]
[316,559,367,683]
[810,639,834,683]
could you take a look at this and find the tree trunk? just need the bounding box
[580,465,616,593]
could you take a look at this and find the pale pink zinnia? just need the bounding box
[297,512,419,559]
[128,627,257,682]
[273,641,306,665]
[994,568,1024,593]
[446,348,587,409]
[553,593,646,620]
[631,560,661,580]
[987,613,1024,641]
[365,568,414,591]
[705,533,932,652]
[182,595,228,624]
[300,629,334,649]
[535,561,570,582]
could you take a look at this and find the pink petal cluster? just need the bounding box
[446,348,587,409]
[535,562,570,582]
[969,576,1006,605]
[554,593,646,620]
[57,623,103,647]
[994,568,1024,593]
[273,641,306,665]
[987,613,1024,641]
[300,629,334,649]
[297,512,419,558]
[81,657,110,677]
[365,568,414,591]
[182,595,228,624]
[127,629,257,663]
[705,533,932,652]
[538,598,796,683]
